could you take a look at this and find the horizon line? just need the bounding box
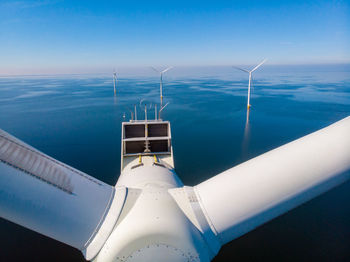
[1,62,349,77]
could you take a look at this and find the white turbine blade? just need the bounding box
[139,98,146,107]
[0,129,126,260]
[232,66,249,73]
[150,66,160,73]
[193,116,350,245]
[250,58,267,73]
[159,102,170,112]
[161,66,173,74]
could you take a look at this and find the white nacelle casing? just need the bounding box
[93,165,218,262]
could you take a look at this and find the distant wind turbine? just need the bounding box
[113,70,117,95]
[233,59,267,110]
[151,67,173,108]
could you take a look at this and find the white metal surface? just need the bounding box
[194,116,350,245]
[117,164,183,189]
[0,129,124,258]
[169,186,221,257]
[83,186,127,260]
[94,186,212,262]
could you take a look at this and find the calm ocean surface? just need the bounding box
[0,64,349,261]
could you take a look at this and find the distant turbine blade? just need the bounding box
[161,67,173,74]
[139,98,145,107]
[159,102,170,113]
[232,66,249,73]
[150,67,159,73]
[251,59,267,73]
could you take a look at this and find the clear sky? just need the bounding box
[0,0,349,74]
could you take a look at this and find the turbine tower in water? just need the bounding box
[151,66,173,108]
[113,70,117,95]
[233,59,267,110]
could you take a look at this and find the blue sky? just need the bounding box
[0,0,349,74]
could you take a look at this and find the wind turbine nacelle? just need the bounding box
[93,167,218,262]
[92,120,221,262]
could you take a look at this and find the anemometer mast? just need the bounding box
[233,59,267,110]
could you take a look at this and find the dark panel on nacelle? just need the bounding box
[148,124,168,137]
[125,124,145,138]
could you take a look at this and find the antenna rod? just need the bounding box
[155,104,157,120]
[160,73,163,108]
[134,104,137,121]
[145,104,147,122]
[124,106,134,121]
[144,104,149,151]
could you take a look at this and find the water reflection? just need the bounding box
[242,109,250,159]
[113,93,117,105]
